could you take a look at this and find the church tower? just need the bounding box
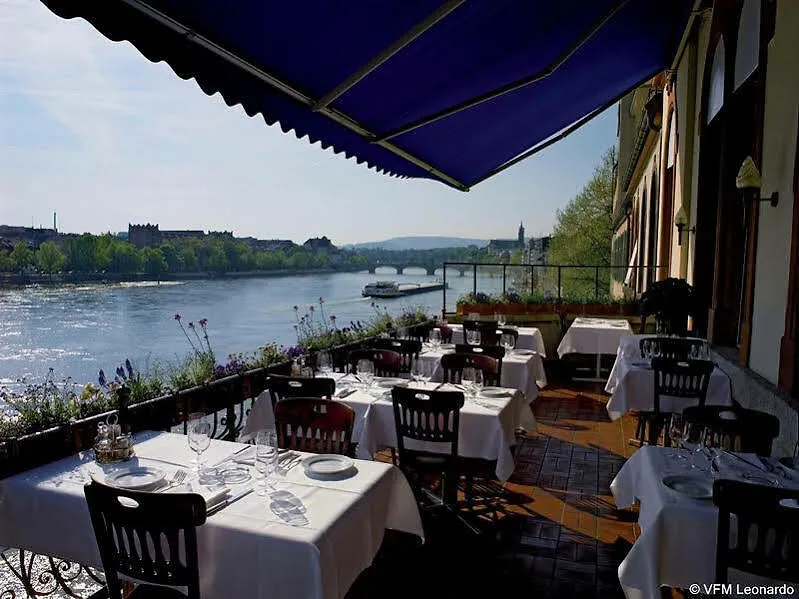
[518,221,525,245]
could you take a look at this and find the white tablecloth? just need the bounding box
[243,376,536,482]
[556,317,633,357]
[0,432,422,599]
[419,346,545,395]
[605,356,732,421]
[449,325,547,357]
[611,446,798,599]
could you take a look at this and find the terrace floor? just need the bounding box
[347,382,643,599]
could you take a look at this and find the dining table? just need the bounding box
[556,317,633,381]
[0,431,423,599]
[611,445,799,599]
[604,335,732,420]
[448,324,547,356]
[242,373,536,481]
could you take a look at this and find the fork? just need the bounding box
[159,469,187,492]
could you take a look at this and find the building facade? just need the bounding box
[613,0,799,453]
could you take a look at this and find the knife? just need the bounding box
[207,487,255,516]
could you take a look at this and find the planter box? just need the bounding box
[456,302,639,317]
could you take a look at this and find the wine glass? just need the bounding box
[497,314,507,327]
[316,350,333,376]
[500,333,516,355]
[428,328,441,350]
[356,359,375,391]
[467,330,481,346]
[668,414,687,461]
[255,430,278,495]
[187,414,211,474]
[412,359,430,385]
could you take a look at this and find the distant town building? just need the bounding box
[0,225,58,250]
[237,237,297,252]
[303,236,336,252]
[128,224,208,248]
[487,222,526,254]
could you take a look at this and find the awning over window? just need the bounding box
[40,0,694,190]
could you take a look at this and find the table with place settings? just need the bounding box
[0,431,423,599]
[557,317,633,381]
[611,446,799,599]
[243,373,536,481]
[417,343,546,396]
[448,324,547,356]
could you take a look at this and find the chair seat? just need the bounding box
[129,584,189,599]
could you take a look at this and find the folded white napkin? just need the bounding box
[166,482,230,509]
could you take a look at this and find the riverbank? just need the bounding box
[0,266,367,288]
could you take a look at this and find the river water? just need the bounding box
[0,269,510,387]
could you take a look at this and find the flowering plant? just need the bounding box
[639,278,695,335]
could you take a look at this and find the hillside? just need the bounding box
[344,236,489,251]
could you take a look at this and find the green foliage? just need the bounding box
[35,242,67,275]
[10,241,34,272]
[456,291,638,306]
[548,147,616,298]
[141,247,167,277]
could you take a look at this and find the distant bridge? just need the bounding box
[364,262,470,276]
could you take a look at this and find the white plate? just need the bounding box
[513,349,536,356]
[376,378,407,388]
[718,410,738,420]
[481,387,512,398]
[439,343,456,350]
[662,474,713,499]
[102,466,166,491]
[302,454,354,477]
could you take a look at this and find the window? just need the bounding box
[707,37,726,123]
[734,0,761,89]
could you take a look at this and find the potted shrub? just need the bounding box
[639,278,695,336]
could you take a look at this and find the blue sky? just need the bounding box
[0,0,617,246]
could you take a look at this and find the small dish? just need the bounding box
[217,464,252,484]
[513,349,536,356]
[302,454,354,477]
[376,378,407,388]
[439,343,456,350]
[481,387,511,398]
[662,474,713,499]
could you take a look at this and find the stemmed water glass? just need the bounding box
[316,350,333,376]
[462,367,483,399]
[428,328,441,350]
[412,359,430,385]
[500,332,516,356]
[466,330,481,346]
[356,359,375,392]
[187,414,212,475]
[668,414,688,461]
[496,314,507,327]
[255,430,278,495]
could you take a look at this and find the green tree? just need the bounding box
[159,243,180,272]
[178,246,198,271]
[0,249,13,272]
[548,147,616,299]
[141,247,167,278]
[10,241,34,273]
[35,241,67,278]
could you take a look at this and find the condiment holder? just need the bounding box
[93,414,135,463]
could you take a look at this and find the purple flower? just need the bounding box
[319,297,324,304]
[98,369,107,387]
[174,314,181,321]
[293,305,298,312]
[309,305,314,312]
[330,315,336,322]
[125,359,134,379]
[116,366,126,380]
[199,318,208,328]
[188,322,195,329]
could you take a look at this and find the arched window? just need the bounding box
[667,111,677,168]
[707,37,726,123]
[734,0,761,89]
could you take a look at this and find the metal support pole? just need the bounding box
[502,265,507,296]
[530,265,535,295]
[442,264,447,318]
[595,266,600,300]
[473,264,477,296]
[557,267,562,301]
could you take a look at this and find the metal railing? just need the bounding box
[441,262,660,315]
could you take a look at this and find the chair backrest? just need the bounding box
[273,397,355,455]
[713,479,799,584]
[437,324,454,344]
[682,405,779,456]
[640,336,707,360]
[497,327,519,345]
[462,320,502,346]
[441,352,501,387]
[267,374,335,411]
[369,338,422,373]
[453,344,504,382]
[346,348,402,377]
[651,358,714,410]
[391,386,464,457]
[84,481,206,599]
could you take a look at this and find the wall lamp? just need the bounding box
[674,205,694,246]
[736,155,779,207]
[644,91,663,131]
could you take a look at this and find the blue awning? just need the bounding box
[40,0,693,190]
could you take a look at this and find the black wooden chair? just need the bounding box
[453,344,505,384]
[346,348,402,377]
[391,386,464,508]
[84,481,206,599]
[369,338,422,373]
[713,479,799,585]
[267,374,335,411]
[682,405,779,456]
[274,397,355,456]
[441,352,501,387]
[496,327,519,346]
[645,358,714,445]
[436,323,454,344]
